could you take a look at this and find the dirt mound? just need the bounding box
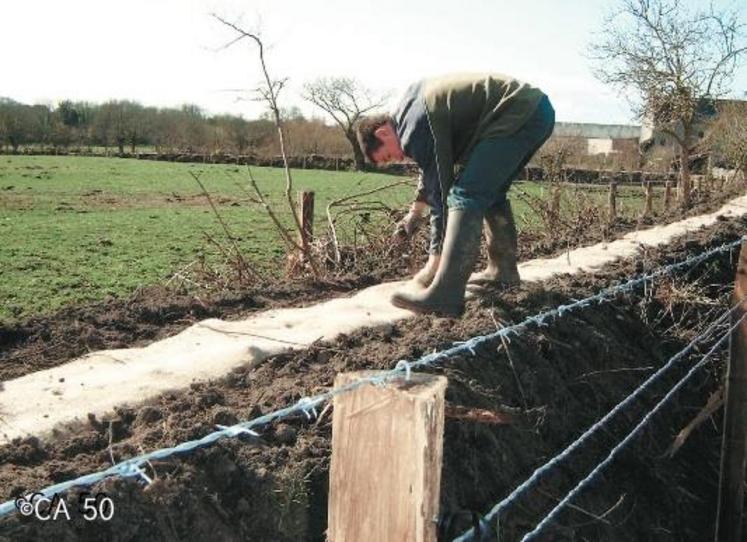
[0,217,743,541]
[0,276,381,381]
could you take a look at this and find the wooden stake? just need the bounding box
[328,372,447,542]
[608,180,617,222]
[550,183,562,225]
[642,181,653,217]
[715,240,747,542]
[664,181,673,210]
[297,190,314,254]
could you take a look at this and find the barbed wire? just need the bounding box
[453,293,746,541]
[0,236,742,519]
[408,237,744,373]
[522,314,744,541]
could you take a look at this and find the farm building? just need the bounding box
[552,122,643,156]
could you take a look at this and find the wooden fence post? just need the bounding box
[297,190,314,254]
[608,180,617,222]
[664,181,673,211]
[328,372,447,542]
[550,183,562,225]
[642,181,653,218]
[715,239,747,542]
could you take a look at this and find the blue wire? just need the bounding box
[452,296,744,542]
[522,315,743,541]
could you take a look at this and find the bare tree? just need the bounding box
[303,77,387,170]
[589,0,746,207]
[212,14,319,275]
[707,100,747,182]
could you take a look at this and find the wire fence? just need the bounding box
[0,236,743,524]
[454,303,745,541]
[521,316,743,541]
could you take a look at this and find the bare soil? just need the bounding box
[0,213,744,541]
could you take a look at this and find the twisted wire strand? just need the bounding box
[0,237,742,519]
[522,313,745,541]
[412,238,744,373]
[453,293,746,542]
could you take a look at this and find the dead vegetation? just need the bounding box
[180,148,744,297]
[177,15,419,291]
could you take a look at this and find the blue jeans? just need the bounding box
[447,95,555,211]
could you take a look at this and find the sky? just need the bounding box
[1,0,746,125]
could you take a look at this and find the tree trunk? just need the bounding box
[346,130,366,171]
[705,155,713,196]
[678,144,692,208]
[642,181,653,217]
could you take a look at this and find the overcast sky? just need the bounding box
[2,0,746,124]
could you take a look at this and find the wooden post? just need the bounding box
[297,190,314,254]
[328,372,447,542]
[608,180,617,222]
[642,181,653,217]
[550,183,562,225]
[664,181,673,211]
[715,240,747,542]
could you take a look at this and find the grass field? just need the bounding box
[0,155,652,322]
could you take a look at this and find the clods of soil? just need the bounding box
[0,216,744,541]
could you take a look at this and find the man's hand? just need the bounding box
[393,201,427,242]
[394,210,425,240]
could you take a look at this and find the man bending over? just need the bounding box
[356,72,555,317]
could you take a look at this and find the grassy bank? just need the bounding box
[0,155,650,321]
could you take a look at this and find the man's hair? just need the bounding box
[355,114,393,162]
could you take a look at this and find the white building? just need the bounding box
[552,122,643,156]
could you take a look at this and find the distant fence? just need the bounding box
[1,148,683,184]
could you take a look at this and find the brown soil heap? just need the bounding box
[0,215,744,541]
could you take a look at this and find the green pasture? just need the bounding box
[0,155,652,321]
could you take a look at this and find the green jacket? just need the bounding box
[394,73,544,249]
[424,72,544,197]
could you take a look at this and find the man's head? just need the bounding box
[356,114,406,164]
